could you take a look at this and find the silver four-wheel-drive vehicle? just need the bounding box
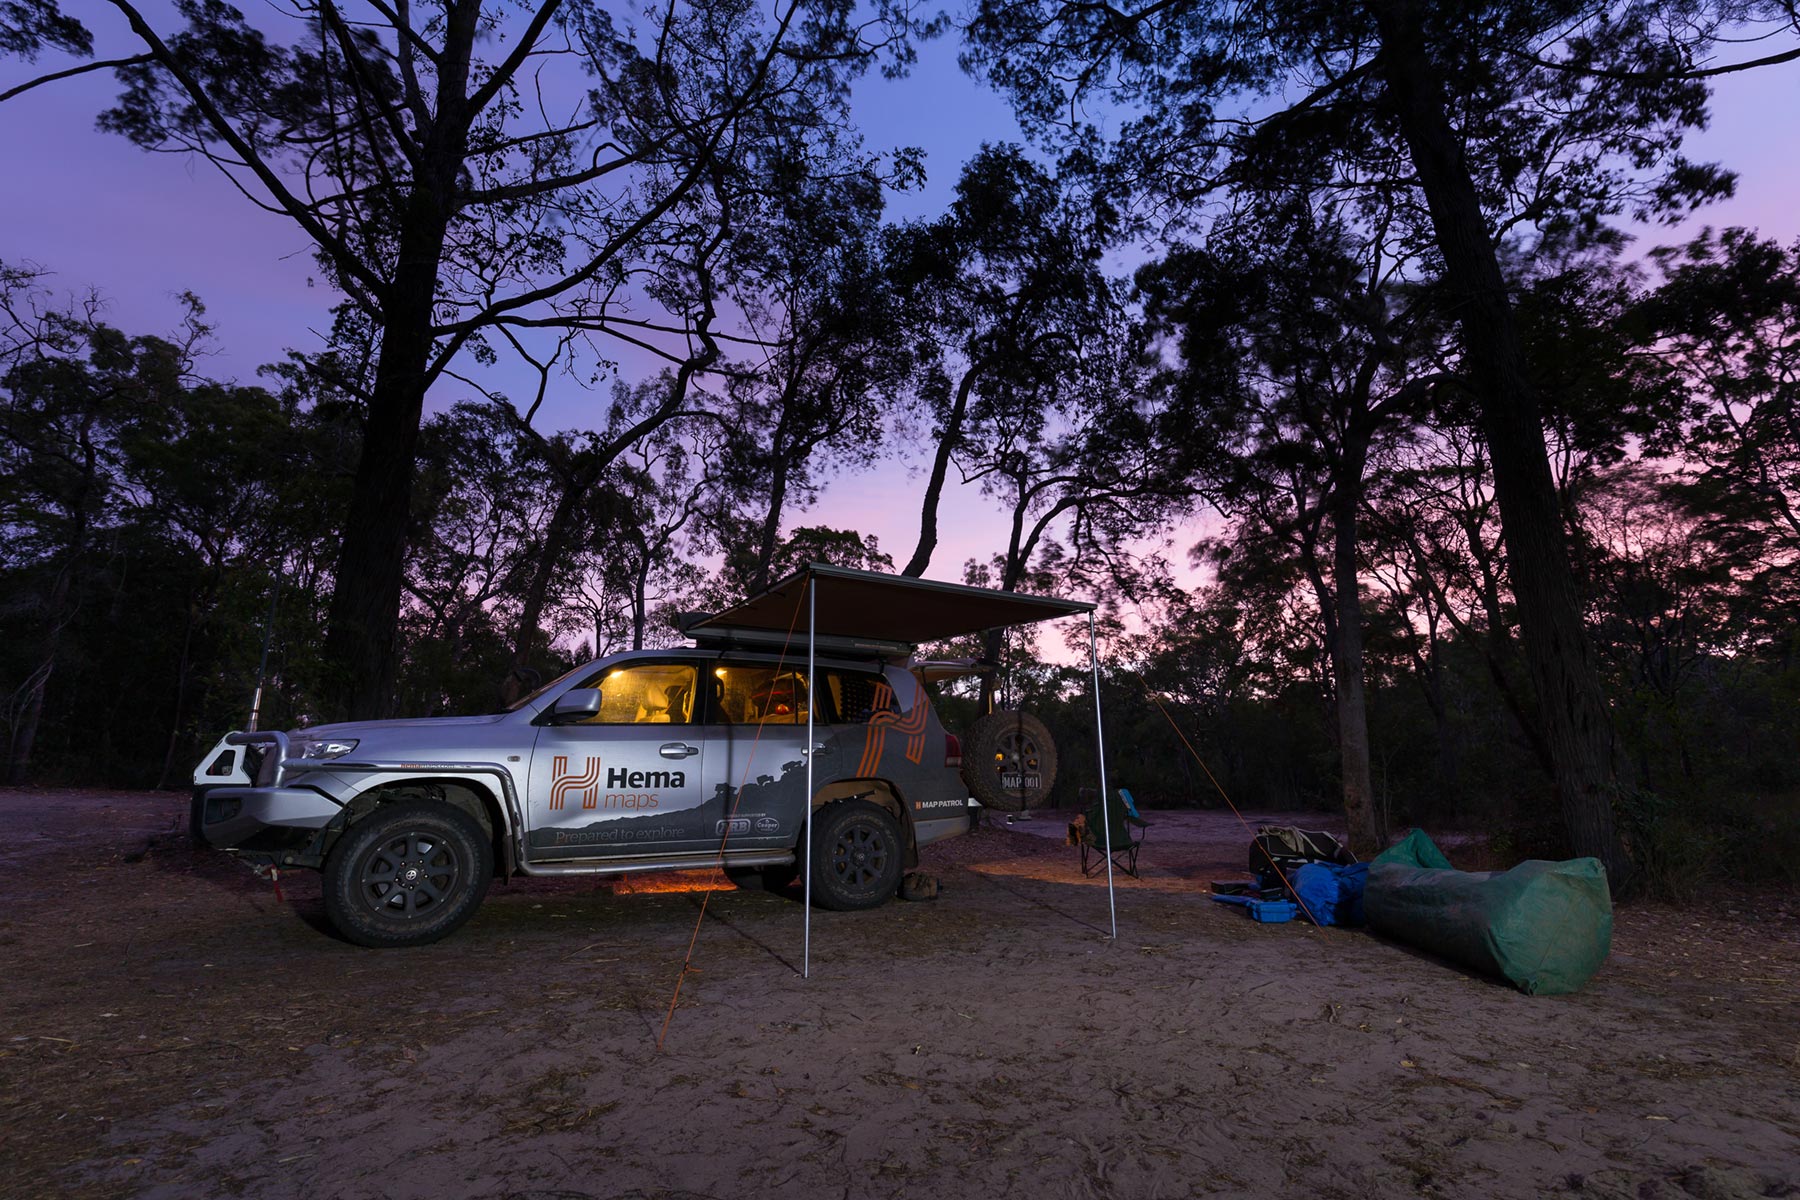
[191,627,1057,947]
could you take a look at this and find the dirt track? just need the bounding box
[2,789,1797,1200]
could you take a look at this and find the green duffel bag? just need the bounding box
[1365,829,1612,996]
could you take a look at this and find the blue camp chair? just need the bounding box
[1077,789,1149,878]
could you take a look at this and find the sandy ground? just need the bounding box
[2,789,1797,1200]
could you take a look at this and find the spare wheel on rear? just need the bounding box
[962,710,1057,812]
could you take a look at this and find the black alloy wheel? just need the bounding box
[322,801,492,947]
[809,799,904,911]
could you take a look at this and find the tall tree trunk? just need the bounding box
[1406,605,1460,818]
[6,661,52,785]
[320,270,440,720]
[510,476,589,674]
[979,519,1035,712]
[749,452,792,596]
[8,503,89,783]
[903,368,976,577]
[1331,434,1379,856]
[155,589,202,790]
[978,628,1004,713]
[1371,0,1628,879]
[632,544,651,650]
[319,2,477,720]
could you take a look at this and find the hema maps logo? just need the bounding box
[549,755,683,811]
[549,755,602,810]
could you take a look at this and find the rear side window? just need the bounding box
[827,670,902,724]
[573,663,697,725]
[710,665,812,725]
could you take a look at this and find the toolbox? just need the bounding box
[1209,893,1299,923]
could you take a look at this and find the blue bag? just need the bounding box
[1293,861,1369,926]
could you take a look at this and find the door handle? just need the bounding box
[802,742,831,755]
[659,743,699,759]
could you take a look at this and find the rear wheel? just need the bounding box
[808,799,904,911]
[322,801,492,947]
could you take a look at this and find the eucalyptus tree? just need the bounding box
[714,164,911,597]
[0,265,178,780]
[5,0,929,718]
[1139,205,1442,852]
[950,295,1187,705]
[396,401,556,713]
[487,349,718,689]
[963,0,1799,874]
[886,144,1117,578]
[1636,227,1800,651]
[0,266,326,781]
[574,423,719,655]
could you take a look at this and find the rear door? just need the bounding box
[696,660,823,849]
[524,659,713,861]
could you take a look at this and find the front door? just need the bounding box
[525,660,713,861]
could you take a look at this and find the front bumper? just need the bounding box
[192,785,344,851]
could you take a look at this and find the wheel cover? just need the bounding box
[994,728,1042,790]
[355,832,463,920]
[829,823,890,889]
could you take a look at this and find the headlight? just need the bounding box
[292,738,359,760]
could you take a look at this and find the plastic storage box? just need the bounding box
[1210,894,1299,923]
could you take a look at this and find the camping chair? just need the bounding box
[1077,790,1149,878]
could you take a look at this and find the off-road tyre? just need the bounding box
[962,710,1057,812]
[808,799,905,911]
[322,800,492,947]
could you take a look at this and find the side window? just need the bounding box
[575,663,697,725]
[826,670,902,725]
[710,665,811,725]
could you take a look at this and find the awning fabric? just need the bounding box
[689,562,1094,645]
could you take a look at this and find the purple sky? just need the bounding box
[3,14,1797,602]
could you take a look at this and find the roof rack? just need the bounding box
[673,611,911,660]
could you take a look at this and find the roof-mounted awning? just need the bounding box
[684,562,1095,647]
[680,562,1119,979]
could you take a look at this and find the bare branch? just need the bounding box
[104,0,391,311]
[0,53,153,105]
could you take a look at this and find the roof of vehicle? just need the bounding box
[685,562,1095,647]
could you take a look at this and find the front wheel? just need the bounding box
[808,799,904,912]
[322,801,492,947]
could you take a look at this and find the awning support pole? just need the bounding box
[803,577,816,978]
[1090,610,1116,939]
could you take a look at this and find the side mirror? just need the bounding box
[548,688,602,724]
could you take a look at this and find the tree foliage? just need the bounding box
[4,7,1799,891]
